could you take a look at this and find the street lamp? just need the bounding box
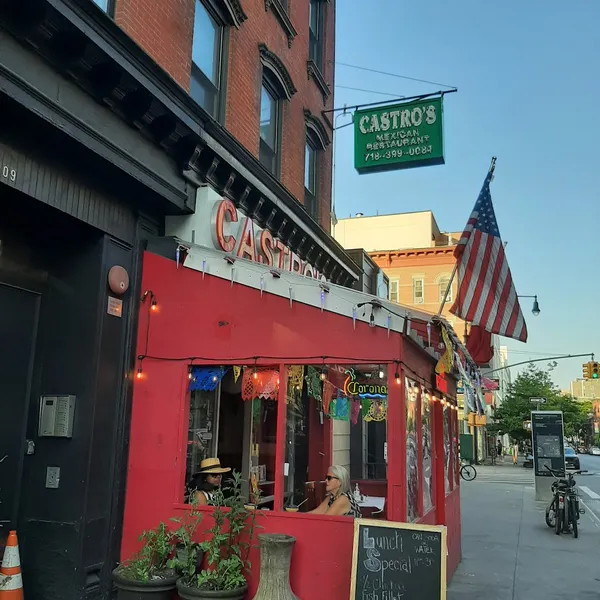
[518,295,540,316]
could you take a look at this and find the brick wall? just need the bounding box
[115,0,194,90]
[113,0,335,231]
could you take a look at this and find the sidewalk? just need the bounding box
[448,475,600,600]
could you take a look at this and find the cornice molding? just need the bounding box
[307,60,331,104]
[304,109,330,148]
[264,0,297,47]
[219,0,248,27]
[259,43,297,100]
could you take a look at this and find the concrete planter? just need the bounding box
[251,534,299,600]
[112,568,178,600]
[176,579,247,600]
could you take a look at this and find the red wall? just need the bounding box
[121,252,462,595]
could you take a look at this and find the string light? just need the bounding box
[136,366,143,380]
[378,366,385,379]
[395,371,401,385]
[151,298,157,311]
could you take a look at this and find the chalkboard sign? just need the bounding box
[349,519,447,600]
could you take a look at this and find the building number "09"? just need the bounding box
[1,165,16,182]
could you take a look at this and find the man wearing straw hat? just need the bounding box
[187,458,231,505]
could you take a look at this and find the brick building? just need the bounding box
[104,0,336,230]
[0,0,355,598]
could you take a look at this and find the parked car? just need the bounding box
[578,445,587,454]
[589,446,600,456]
[565,446,580,470]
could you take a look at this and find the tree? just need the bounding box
[491,365,591,444]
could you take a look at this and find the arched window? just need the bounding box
[304,111,329,220]
[258,45,297,176]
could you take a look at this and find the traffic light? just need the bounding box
[583,362,599,380]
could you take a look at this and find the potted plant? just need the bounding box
[175,471,260,600]
[112,522,177,599]
[168,496,205,582]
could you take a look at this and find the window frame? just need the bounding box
[413,278,425,304]
[308,0,325,71]
[304,126,326,220]
[389,279,399,303]
[259,77,283,177]
[190,0,230,122]
[438,276,453,303]
[91,0,116,16]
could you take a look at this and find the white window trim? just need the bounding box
[413,278,424,304]
[389,279,399,303]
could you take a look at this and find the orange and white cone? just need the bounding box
[0,530,23,599]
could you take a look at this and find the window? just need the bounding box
[405,379,419,521]
[191,0,223,118]
[91,0,114,15]
[304,141,318,218]
[413,279,424,304]
[439,276,452,303]
[389,280,399,303]
[309,0,324,70]
[259,82,281,175]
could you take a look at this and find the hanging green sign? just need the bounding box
[354,97,445,174]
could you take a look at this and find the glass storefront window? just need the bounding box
[422,392,434,514]
[282,364,388,516]
[443,403,451,494]
[184,365,279,507]
[405,378,419,522]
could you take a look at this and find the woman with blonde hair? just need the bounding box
[308,465,362,518]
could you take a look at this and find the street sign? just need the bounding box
[530,397,547,404]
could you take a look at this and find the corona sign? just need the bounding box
[343,368,388,400]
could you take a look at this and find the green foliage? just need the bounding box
[176,471,261,592]
[116,522,176,582]
[167,496,204,581]
[492,365,592,443]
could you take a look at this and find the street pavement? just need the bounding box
[448,456,600,600]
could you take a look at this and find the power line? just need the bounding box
[334,61,457,90]
[336,85,405,98]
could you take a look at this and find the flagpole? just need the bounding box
[437,156,497,317]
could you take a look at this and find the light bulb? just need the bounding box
[395,372,401,384]
[253,369,258,380]
[320,371,327,381]
[379,369,385,379]
[188,371,193,380]
[151,299,157,311]
[136,368,142,380]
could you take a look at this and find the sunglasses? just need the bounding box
[325,476,339,482]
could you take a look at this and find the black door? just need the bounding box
[0,283,40,536]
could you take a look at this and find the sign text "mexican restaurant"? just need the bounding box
[213,199,327,281]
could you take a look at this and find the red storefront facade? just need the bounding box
[121,247,463,597]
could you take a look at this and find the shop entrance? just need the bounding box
[0,282,40,537]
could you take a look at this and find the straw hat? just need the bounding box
[198,458,231,474]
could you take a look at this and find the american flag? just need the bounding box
[449,169,528,343]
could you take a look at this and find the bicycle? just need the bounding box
[460,460,477,481]
[544,465,586,538]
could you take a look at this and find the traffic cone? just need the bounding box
[0,530,23,599]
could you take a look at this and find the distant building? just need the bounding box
[333,211,464,330]
[570,378,600,402]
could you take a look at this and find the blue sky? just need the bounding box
[333,0,600,390]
